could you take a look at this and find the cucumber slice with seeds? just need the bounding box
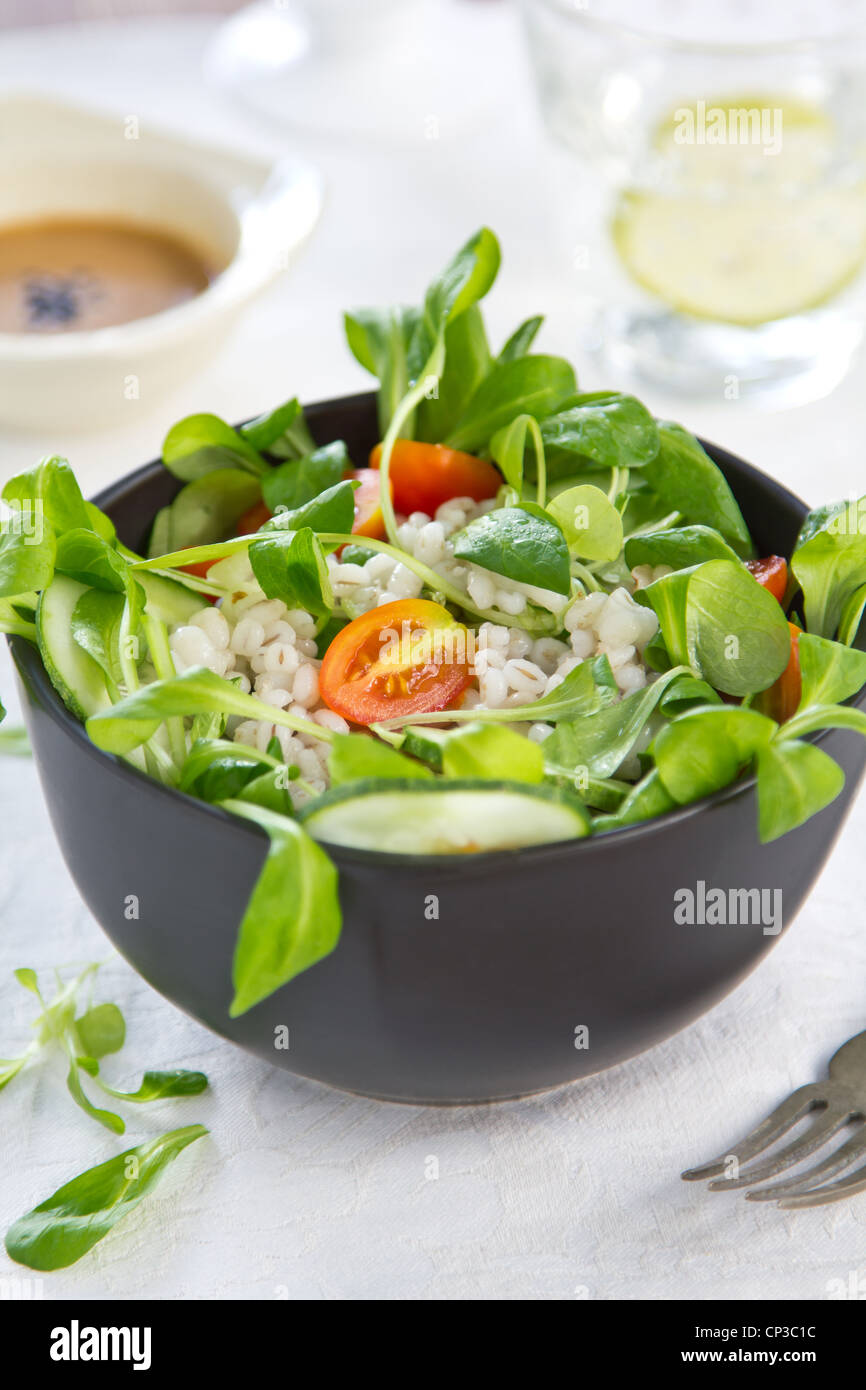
[36,575,111,720]
[299,778,591,854]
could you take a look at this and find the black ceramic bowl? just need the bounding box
[10,392,866,1103]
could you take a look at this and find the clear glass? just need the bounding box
[520,0,866,403]
[204,0,493,145]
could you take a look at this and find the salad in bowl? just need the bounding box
[3,228,866,1026]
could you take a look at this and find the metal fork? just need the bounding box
[682,1031,866,1208]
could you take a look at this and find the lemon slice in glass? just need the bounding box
[612,95,866,325]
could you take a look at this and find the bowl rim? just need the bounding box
[9,389,861,875]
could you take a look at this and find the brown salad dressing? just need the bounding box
[0,218,214,333]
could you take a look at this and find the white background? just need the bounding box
[1,2,865,1300]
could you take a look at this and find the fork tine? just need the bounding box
[707,1106,853,1191]
[681,1084,821,1181]
[777,1161,866,1209]
[745,1126,866,1202]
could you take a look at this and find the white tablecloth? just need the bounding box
[1,4,865,1302]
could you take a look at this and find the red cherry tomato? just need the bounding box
[746,555,787,605]
[369,439,501,516]
[319,598,472,725]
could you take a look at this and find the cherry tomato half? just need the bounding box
[369,439,501,516]
[757,621,802,724]
[746,555,787,605]
[319,598,472,724]
[349,468,391,540]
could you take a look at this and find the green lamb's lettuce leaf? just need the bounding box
[791,498,866,639]
[178,738,280,802]
[439,722,544,783]
[0,514,56,598]
[624,524,741,571]
[497,315,544,364]
[381,655,616,729]
[539,392,659,480]
[162,413,267,482]
[593,767,677,832]
[651,705,776,805]
[70,589,128,691]
[72,1004,126,1060]
[222,800,342,1017]
[147,469,262,557]
[241,397,314,459]
[415,305,492,444]
[406,227,501,385]
[795,632,866,709]
[490,412,545,503]
[838,584,866,647]
[452,503,571,596]
[547,484,623,563]
[249,527,333,617]
[445,355,577,454]
[793,499,851,551]
[3,456,90,536]
[86,668,330,755]
[4,1125,208,1271]
[542,665,690,782]
[344,305,423,438]
[684,559,792,696]
[328,733,433,786]
[259,479,358,539]
[260,441,350,515]
[756,739,846,842]
[55,530,135,596]
[642,423,753,557]
[634,567,694,668]
[97,1070,208,1103]
[65,1058,125,1134]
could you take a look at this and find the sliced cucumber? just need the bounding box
[299,778,591,854]
[400,725,453,771]
[36,575,111,720]
[136,571,204,627]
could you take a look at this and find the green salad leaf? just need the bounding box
[497,315,544,363]
[223,800,342,1017]
[756,739,846,842]
[261,441,350,515]
[539,391,659,480]
[439,722,544,783]
[651,705,776,804]
[148,470,262,557]
[445,355,576,454]
[643,423,753,557]
[791,498,866,639]
[684,559,792,696]
[452,503,571,596]
[328,732,433,785]
[547,484,623,563]
[250,527,333,616]
[624,524,740,571]
[5,1125,208,1271]
[162,413,267,481]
